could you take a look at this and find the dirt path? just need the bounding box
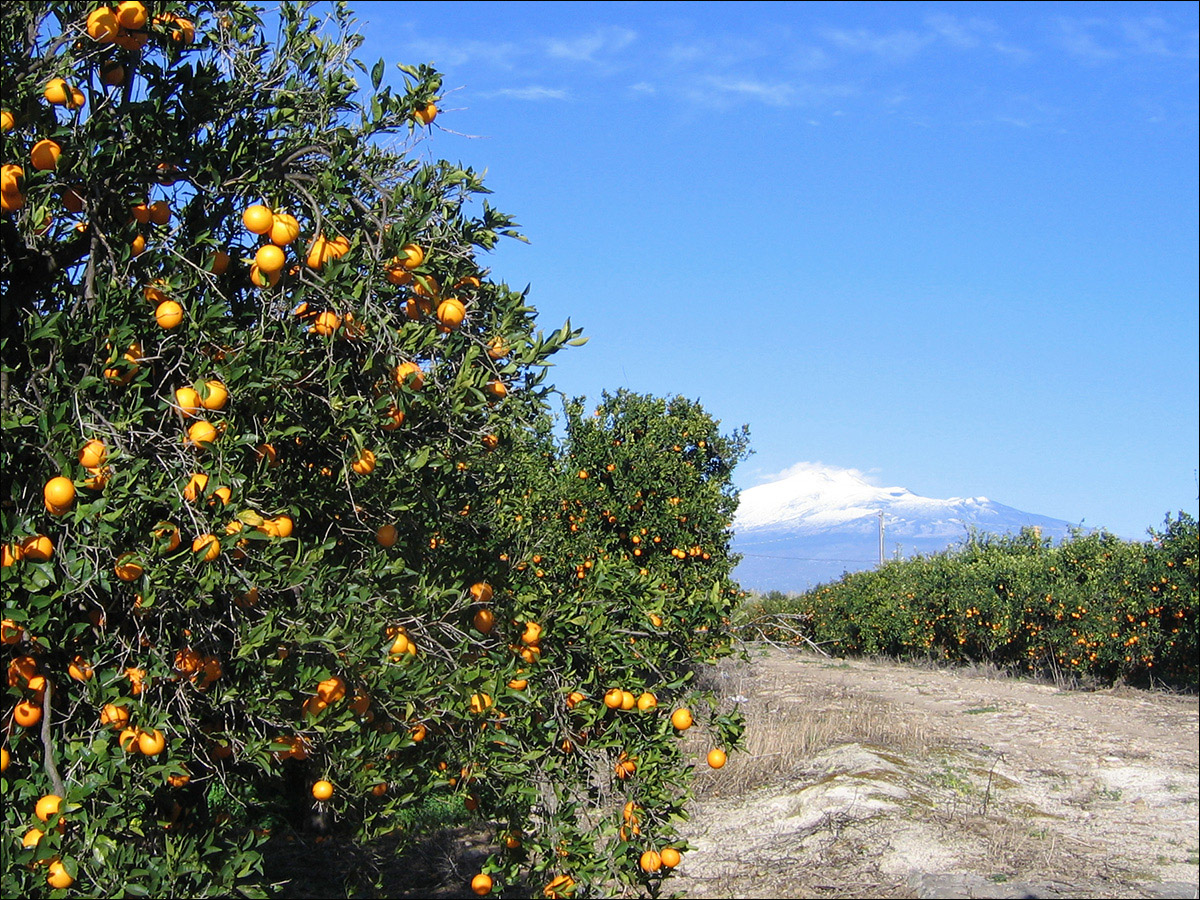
[674,647,1199,899]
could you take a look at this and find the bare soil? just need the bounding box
[675,646,1200,899]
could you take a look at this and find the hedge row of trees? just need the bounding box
[739,514,1198,689]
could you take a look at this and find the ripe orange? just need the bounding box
[486,380,507,400]
[312,780,334,801]
[21,534,54,562]
[22,826,43,847]
[269,212,301,246]
[471,873,493,896]
[394,361,424,390]
[14,699,42,727]
[243,204,274,234]
[68,656,94,682]
[114,553,144,581]
[310,310,341,335]
[636,691,657,711]
[521,621,542,645]
[351,448,376,475]
[87,7,120,42]
[473,609,495,634]
[2,162,24,194]
[35,794,62,822]
[468,693,493,714]
[255,243,285,273]
[620,690,636,711]
[30,139,61,171]
[43,78,71,105]
[138,729,166,755]
[116,1,148,29]
[398,242,425,269]
[604,689,623,709]
[191,533,220,562]
[183,472,209,502]
[413,103,438,126]
[670,708,693,731]
[376,524,398,547]
[101,704,130,729]
[186,420,218,447]
[46,859,74,889]
[44,476,76,510]
[660,847,681,868]
[198,380,228,410]
[175,386,202,416]
[639,849,662,873]
[481,433,499,450]
[148,199,171,225]
[706,747,727,769]
[436,298,466,331]
[316,676,346,704]
[156,300,184,329]
[207,249,230,274]
[0,619,20,643]
[119,726,141,753]
[469,582,493,603]
[79,438,107,468]
[0,110,13,132]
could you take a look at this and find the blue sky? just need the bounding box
[354,1,1199,539]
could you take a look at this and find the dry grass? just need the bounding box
[691,649,936,799]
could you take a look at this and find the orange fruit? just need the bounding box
[471,873,493,896]
[137,728,166,755]
[79,438,107,468]
[384,257,412,285]
[30,139,61,171]
[255,243,285,273]
[381,404,406,430]
[398,242,424,269]
[243,204,274,234]
[116,1,147,29]
[21,534,54,562]
[183,472,209,502]
[2,162,24,195]
[311,780,334,801]
[43,78,71,105]
[670,708,693,731]
[198,379,228,410]
[35,794,62,822]
[191,533,220,562]
[507,674,528,691]
[119,726,141,753]
[207,249,230,274]
[620,691,636,711]
[486,380,507,400]
[636,692,657,711]
[481,433,499,451]
[468,693,493,714]
[87,7,120,42]
[68,656,94,682]
[114,553,143,581]
[310,310,341,335]
[376,524,398,547]
[186,420,217,447]
[0,619,20,643]
[46,859,74,889]
[156,300,184,329]
[413,103,438,126]
[0,109,13,132]
[174,386,202,416]
[706,747,727,769]
[394,361,424,390]
[469,582,493,603]
[660,847,681,868]
[351,448,376,475]
[101,703,129,729]
[316,676,346,704]
[603,689,623,709]
[639,850,662,873]
[100,60,126,86]
[521,622,542,645]
[14,699,42,727]
[1,750,11,774]
[148,199,171,225]
[269,212,300,246]
[472,609,495,634]
[44,476,76,510]
[22,826,43,847]
[436,298,466,331]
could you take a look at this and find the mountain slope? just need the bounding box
[731,463,1080,593]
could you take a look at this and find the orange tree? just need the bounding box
[1,3,745,897]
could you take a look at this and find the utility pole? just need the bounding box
[878,510,884,566]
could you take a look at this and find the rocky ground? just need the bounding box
[673,647,1199,899]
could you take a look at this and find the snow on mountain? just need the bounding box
[731,463,1080,593]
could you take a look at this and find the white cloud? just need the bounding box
[400,37,524,70]
[485,86,569,101]
[545,26,637,63]
[818,26,933,61]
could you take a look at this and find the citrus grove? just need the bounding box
[1,3,747,897]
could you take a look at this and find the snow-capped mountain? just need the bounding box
[731,463,1080,593]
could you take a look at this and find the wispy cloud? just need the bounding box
[399,37,524,70]
[485,86,570,101]
[545,26,637,63]
[1055,18,1121,61]
[1054,15,1199,62]
[819,26,933,61]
